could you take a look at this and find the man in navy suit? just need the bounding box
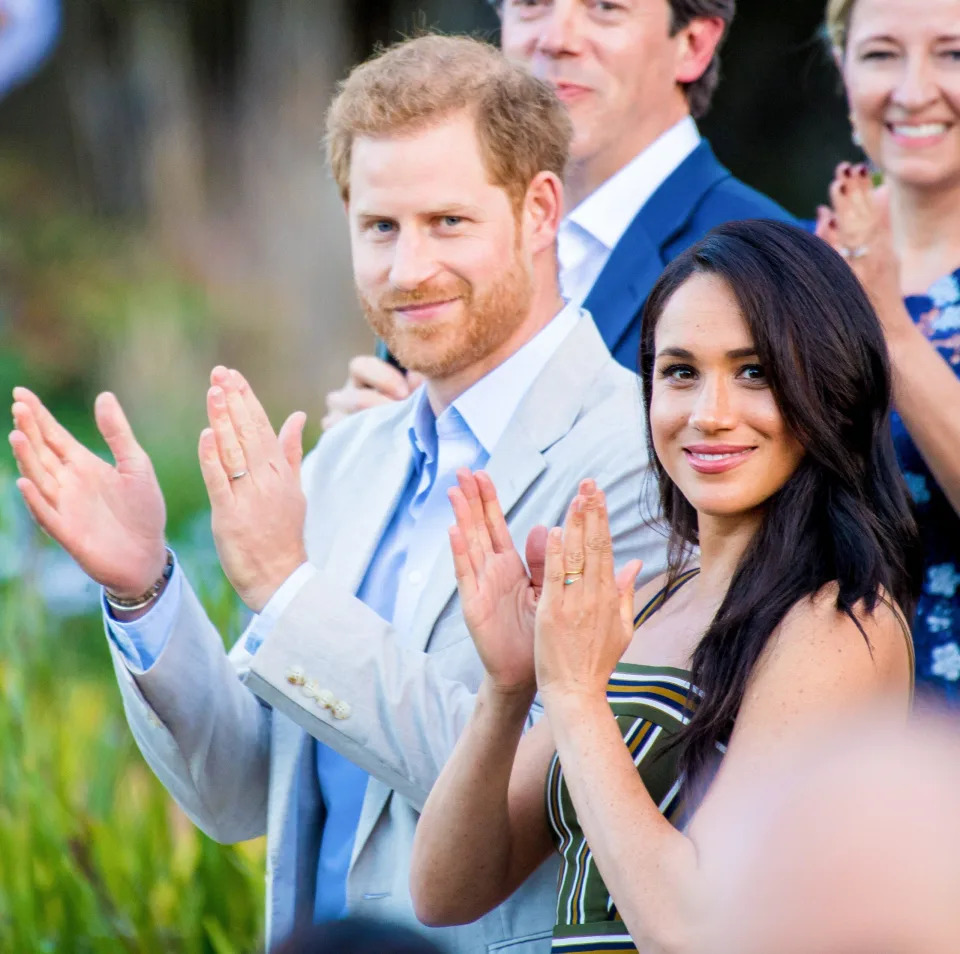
[323,0,794,422]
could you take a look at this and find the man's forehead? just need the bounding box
[348,121,499,207]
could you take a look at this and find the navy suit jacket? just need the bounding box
[583,140,796,371]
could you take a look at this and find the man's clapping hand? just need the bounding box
[8,387,168,599]
[199,366,308,613]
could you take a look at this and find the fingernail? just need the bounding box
[211,387,225,405]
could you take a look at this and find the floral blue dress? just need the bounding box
[900,269,960,703]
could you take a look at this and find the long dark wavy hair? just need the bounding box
[639,220,923,788]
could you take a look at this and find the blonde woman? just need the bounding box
[818,0,960,702]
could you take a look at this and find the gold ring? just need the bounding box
[563,572,583,586]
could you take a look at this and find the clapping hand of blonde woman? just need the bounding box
[816,162,907,330]
[533,481,643,703]
[448,469,549,696]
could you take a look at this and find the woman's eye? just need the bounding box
[860,49,897,62]
[659,364,696,382]
[738,364,767,383]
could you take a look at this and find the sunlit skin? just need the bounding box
[499,0,723,205]
[347,109,564,411]
[650,273,805,529]
[843,0,960,193]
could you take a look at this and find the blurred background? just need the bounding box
[0,0,857,950]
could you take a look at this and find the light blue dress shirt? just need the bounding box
[104,301,581,921]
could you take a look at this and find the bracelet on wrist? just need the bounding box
[104,548,174,612]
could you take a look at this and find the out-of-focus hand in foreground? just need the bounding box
[702,705,960,954]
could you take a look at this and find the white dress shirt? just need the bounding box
[558,117,701,308]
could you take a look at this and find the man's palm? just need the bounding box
[10,389,167,595]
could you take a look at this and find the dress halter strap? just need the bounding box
[633,567,700,630]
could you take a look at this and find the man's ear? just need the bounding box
[674,16,726,86]
[522,170,564,255]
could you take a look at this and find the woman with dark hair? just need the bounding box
[816,0,960,702]
[409,220,921,954]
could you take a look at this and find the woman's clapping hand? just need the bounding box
[534,481,643,704]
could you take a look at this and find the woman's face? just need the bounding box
[650,273,805,520]
[842,0,960,191]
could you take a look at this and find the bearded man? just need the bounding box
[9,35,663,952]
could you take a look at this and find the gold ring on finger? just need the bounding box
[563,571,583,586]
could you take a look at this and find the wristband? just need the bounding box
[104,548,174,612]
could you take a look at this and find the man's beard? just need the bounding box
[358,255,534,380]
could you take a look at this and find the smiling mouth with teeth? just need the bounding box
[889,123,950,139]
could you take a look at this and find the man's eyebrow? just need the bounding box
[655,347,759,359]
[353,204,482,219]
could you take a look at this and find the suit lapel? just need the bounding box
[323,422,414,596]
[584,141,731,358]
[409,428,547,652]
[409,318,613,653]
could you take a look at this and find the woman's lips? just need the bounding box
[886,121,951,148]
[682,446,757,475]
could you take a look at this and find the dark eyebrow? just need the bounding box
[656,347,759,360]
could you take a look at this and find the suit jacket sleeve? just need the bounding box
[108,577,272,844]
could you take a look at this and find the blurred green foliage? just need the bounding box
[0,153,267,950]
[0,152,220,538]
[0,460,266,952]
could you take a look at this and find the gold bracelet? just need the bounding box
[104,548,175,612]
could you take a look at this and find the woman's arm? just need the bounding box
[818,164,960,514]
[410,469,568,925]
[410,678,555,926]
[536,488,913,954]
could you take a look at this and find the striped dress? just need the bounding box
[544,568,705,954]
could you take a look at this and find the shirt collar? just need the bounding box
[406,300,582,458]
[565,117,700,253]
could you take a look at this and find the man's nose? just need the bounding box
[537,0,585,57]
[389,232,440,290]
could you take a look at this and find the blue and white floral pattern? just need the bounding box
[932,642,960,682]
[901,269,960,704]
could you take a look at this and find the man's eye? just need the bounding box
[370,221,395,234]
[591,0,625,12]
[440,216,463,227]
